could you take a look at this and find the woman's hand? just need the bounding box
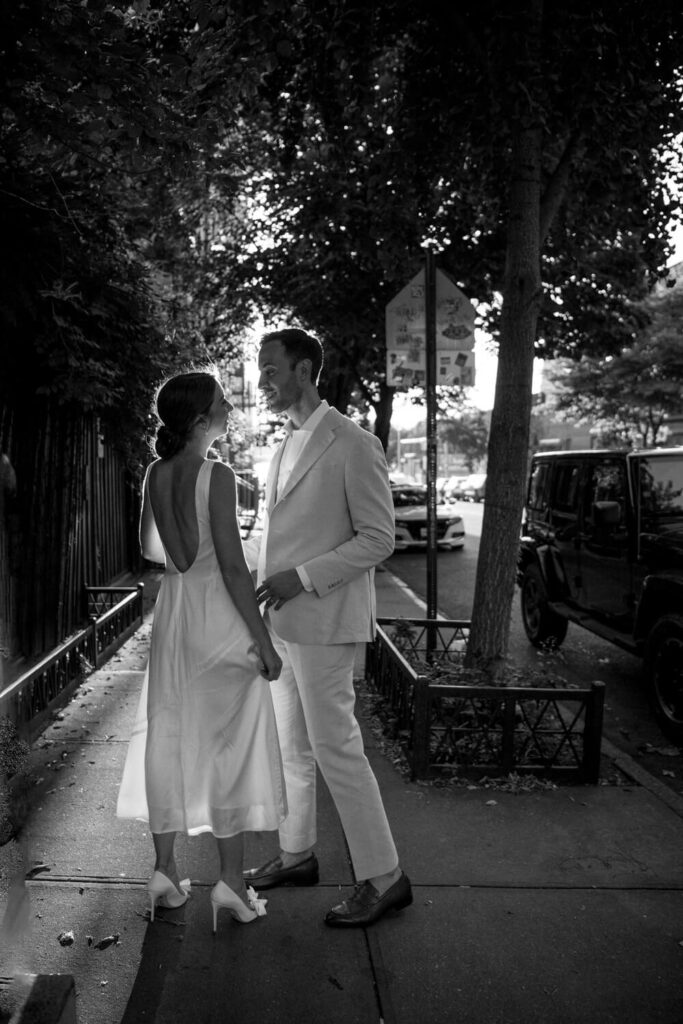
[248,640,282,681]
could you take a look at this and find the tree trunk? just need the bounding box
[465,1,543,678]
[372,382,394,451]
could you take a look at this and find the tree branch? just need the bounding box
[539,128,585,245]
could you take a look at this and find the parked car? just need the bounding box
[443,475,470,501]
[391,482,465,551]
[517,447,683,743]
[462,473,487,502]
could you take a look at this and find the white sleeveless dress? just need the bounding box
[117,460,286,837]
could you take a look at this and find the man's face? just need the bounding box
[258,340,303,414]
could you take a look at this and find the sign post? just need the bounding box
[424,250,438,628]
[386,258,476,648]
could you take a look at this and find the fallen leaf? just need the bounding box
[94,933,120,950]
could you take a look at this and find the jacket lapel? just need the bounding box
[275,416,337,504]
[266,439,287,514]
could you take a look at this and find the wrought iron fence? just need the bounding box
[365,618,605,783]
[0,585,143,744]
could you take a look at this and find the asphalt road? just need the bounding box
[386,499,683,798]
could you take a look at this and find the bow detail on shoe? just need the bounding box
[246,886,268,917]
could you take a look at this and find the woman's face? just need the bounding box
[207,383,233,438]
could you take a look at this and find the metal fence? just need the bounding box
[365,617,605,783]
[1,400,139,668]
[0,585,143,744]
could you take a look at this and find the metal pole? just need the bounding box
[425,250,437,647]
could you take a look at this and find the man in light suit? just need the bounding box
[243,328,412,927]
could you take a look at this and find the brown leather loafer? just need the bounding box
[243,853,319,890]
[324,872,412,927]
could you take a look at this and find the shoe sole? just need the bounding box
[246,873,319,890]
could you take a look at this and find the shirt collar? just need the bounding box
[284,400,330,437]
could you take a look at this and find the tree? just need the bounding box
[548,281,683,448]
[9,1,683,676]
[196,1,683,674]
[439,411,489,472]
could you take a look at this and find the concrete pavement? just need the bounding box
[2,566,683,1023]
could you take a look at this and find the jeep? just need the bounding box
[518,448,683,743]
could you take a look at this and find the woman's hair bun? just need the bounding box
[155,424,183,460]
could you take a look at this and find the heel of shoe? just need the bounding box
[147,870,190,920]
[210,881,263,933]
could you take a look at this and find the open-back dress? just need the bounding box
[117,459,286,836]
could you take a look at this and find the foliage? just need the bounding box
[439,410,489,472]
[0,718,29,844]
[0,0,217,460]
[3,0,683,675]
[0,718,29,779]
[548,281,683,448]
[165,0,683,672]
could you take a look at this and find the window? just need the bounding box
[528,462,551,510]
[638,457,683,520]
[552,463,582,512]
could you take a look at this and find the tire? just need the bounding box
[644,615,683,745]
[520,564,568,647]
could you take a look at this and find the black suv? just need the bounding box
[518,448,683,743]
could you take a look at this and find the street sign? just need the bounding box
[385,260,476,635]
[385,268,476,387]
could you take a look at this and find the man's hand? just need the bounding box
[256,569,304,610]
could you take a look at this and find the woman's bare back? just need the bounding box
[147,457,204,572]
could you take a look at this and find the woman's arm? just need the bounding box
[208,462,281,680]
[139,463,166,564]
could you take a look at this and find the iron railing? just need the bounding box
[365,617,605,783]
[0,585,144,744]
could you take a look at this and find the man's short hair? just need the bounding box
[260,328,323,384]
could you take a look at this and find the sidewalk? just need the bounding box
[2,567,683,1024]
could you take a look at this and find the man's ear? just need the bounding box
[297,358,313,383]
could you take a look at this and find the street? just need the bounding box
[386,500,683,798]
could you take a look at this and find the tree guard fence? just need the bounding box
[365,618,605,783]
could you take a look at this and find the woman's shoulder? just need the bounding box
[207,458,234,476]
[143,458,162,485]
[207,459,236,489]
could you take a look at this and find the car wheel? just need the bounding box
[520,565,568,647]
[644,615,683,744]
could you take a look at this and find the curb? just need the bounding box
[600,736,683,821]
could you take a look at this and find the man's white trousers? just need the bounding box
[269,635,398,881]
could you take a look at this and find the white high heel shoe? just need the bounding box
[148,870,191,922]
[210,880,267,932]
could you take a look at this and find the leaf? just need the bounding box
[93,933,120,950]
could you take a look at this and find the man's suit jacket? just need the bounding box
[261,406,395,645]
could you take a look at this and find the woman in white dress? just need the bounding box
[117,370,286,930]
